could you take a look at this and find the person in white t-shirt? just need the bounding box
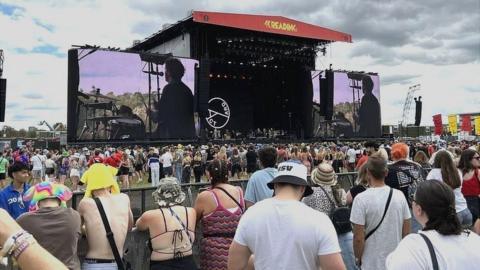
[346,146,357,172]
[426,150,472,227]
[161,148,174,177]
[228,162,345,270]
[386,180,480,270]
[30,149,44,184]
[350,155,411,270]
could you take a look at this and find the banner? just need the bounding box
[461,115,472,132]
[432,114,443,135]
[475,116,480,136]
[448,115,458,135]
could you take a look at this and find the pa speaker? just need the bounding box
[0,78,6,122]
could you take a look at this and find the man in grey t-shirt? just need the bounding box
[350,156,411,270]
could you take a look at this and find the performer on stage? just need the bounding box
[152,58,195,138]
[358,76,381,137]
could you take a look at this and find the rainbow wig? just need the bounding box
[23,181,73,212]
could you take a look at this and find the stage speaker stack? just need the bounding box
[414,97,422,126]
[0,78,6,122]
[324,70,334,121]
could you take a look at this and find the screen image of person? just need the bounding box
[358,76,381,137]
[153,58,195,138]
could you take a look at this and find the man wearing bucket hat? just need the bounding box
[17,181,81,269]
[228,162,345,270]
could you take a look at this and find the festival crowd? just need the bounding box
[0,140,480,270]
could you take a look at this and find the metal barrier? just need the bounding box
[3,173,358,270]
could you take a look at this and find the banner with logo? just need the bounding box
[475,116,480,136]
[448,115,458,135]
[432,114,443,135]
[461,115,472,133]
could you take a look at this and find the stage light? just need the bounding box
[228,40,232,43]
[240,62,244,65]
[209,74,213,78]
[274,65,278,69]
[224,74,228,78]
[228,61,232,64]
[217,74,221,78]
[252,63,256,67]
[263,64,267,68]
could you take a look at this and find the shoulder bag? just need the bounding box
[365,188,393,240]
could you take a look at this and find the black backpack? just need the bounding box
[317,185,352,234]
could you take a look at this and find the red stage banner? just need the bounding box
[192,11,352,43]
[433,114,443,135]
[461,115,472,132]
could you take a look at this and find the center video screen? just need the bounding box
[71,49,198,141]
[333,71,381,137]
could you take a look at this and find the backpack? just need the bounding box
[317,185,352,234]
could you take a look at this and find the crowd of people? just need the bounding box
[0,140,480,269]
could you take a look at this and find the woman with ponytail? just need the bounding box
[194,159,245,270]
[387,180,480,269]
[426,150,472,227]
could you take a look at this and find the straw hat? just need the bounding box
[311,163,337,186]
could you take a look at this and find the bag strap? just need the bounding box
[418,233,439,270]
[215,186,244,213]
[365,188,393,240]
[168,207,193,245]
[94,197,125,270]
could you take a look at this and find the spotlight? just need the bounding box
[240,62,244,65]
[228,40,232,43]
[274,65,278,69]
[209,74,213,78]
[224,74,228,78]
[252,63,256,67]
[228,61,232,64]
[217,74,221,78]
[263,64,267,68]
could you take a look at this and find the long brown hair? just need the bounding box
[433,150,461,189]
[458,149,478,175]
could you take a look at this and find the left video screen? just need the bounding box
[69,49,199,142]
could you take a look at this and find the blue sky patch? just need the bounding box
[0,3,24,16]
[31,44,66,57]
[11,114,31,121]
[21,92,43,99]
[33,18,55,32]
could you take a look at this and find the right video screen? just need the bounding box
[333,71,381,137]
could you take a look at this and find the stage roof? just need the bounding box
[131,11,352,50]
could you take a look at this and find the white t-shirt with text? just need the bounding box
[234,198,340,270]
[386,230,480,270]
[350,186,411,270]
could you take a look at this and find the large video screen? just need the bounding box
[333,72,381,137]
[69,49,198,141]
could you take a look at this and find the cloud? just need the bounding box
[381,74,421,86]
[21,93,43,99]
[6,102,20,109]
[33,18,54,32]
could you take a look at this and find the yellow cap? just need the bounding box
[81,163,120,198]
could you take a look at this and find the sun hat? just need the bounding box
[152,177,186,207]
[23,181,73,212]
[267,162,313,196]
[311,163,337,186]
[81,163,120,198]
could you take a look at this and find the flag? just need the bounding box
[433,114,443,135]
[475,116,480,136]
[448,115,457,135]
[461,115,472,132]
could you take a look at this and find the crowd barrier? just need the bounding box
[2,172,357,270]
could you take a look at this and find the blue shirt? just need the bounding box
[0,183,31,219]
[245,167,277,204]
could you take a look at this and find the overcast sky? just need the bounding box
[0,0,479,129]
